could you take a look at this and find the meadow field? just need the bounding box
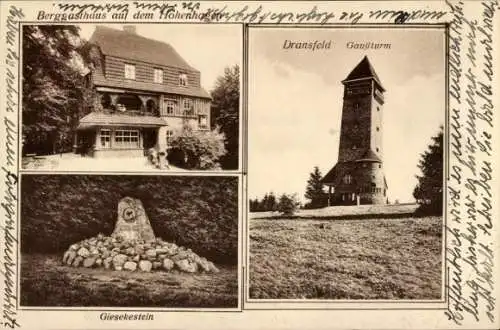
[249,215,442,300]
[21,254,238,308]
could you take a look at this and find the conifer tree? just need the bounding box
[413,126,443,214]
[305,166,327,208]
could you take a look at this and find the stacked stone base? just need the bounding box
[62,233,219,273]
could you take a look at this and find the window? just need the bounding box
[179,73,188,86]
[352,145,357,150]
[354,103,360,109]
[100,129,111,148]
[114,130,139,148]
[183,99,193,115]
[377,106,380,112]
[165,100,177,115]
[124,64,135,80]
[154,69,163,83]
[376,127,379,131]
[166,130,174,145]
[198,115,208,129]
[376,147,379,152]
[343,174,352,184]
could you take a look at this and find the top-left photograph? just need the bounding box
[21,24,241,172]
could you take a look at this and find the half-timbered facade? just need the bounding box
[75,25,211,157]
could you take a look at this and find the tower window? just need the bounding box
[354,103,360,109]
[376,127,379,131]
[352,145,357,150]
[376,147,379,152]
[379,164,382,168]
[377,107,380,111]
[343,174,352,184]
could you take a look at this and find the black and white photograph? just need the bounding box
[21,24,240,171]
[20,175,239,308]
[248,27,445,300]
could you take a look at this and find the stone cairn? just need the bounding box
[62,197,219,273]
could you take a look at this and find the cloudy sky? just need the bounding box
[78,24,241,91]
[248,27,445,203]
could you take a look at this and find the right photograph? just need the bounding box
[247,27,445,300]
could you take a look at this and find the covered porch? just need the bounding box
[75,112,168,158]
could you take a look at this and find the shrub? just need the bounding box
[168,125,226,170]
[21,175,238,264]
[277,194,300,216]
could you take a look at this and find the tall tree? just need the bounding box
[305,166,327,209]
[211,65,240,170]
[22,25,94,155]
[413,126,443,214]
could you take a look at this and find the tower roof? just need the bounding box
[354,149,382,163]
[342,56,385,91]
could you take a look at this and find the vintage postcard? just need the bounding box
[0,0,499,330]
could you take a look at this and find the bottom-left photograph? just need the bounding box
[20,174,239,309]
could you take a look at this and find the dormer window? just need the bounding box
[154,69,163,83]
[179,73,188,86]
[124,64,135,80]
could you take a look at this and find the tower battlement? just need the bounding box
[322,56,388,205]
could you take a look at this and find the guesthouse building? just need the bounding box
[75,25,211,157]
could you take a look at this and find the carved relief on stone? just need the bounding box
[112,197,156,242]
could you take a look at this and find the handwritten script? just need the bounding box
[32,2,450,24]
[1,5,22,329]
[446,0,497,326]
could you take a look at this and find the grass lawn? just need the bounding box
[249,216,442,300]
[21,254,238,308]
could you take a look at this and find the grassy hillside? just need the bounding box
[249,216,442,299]
[21,254,238,308]
[250,203,419,219]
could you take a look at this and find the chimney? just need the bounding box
[123,25,137,34]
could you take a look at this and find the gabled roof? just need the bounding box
[89,26,195,71]
[342,56,385,91]
[77,112,168,130]
[321,163,339,185]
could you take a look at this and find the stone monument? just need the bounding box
[112,197,156,242]
[61,197,219,273]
